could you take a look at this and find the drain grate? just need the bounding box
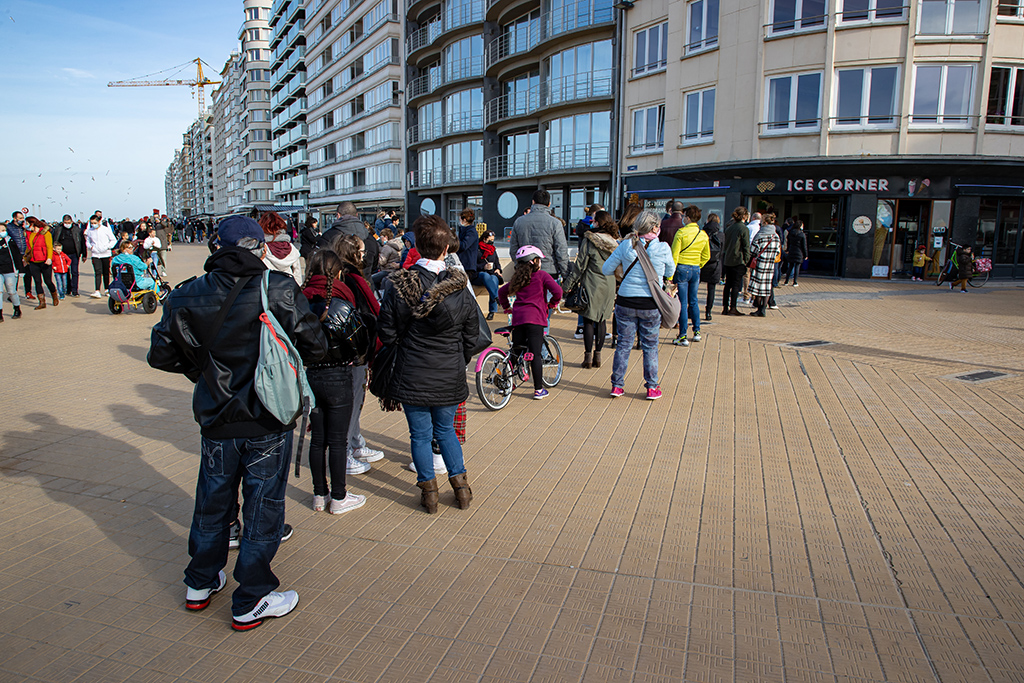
[788,340,832,348]
[956,370,1009,382]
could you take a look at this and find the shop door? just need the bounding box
[891,200,930,278]
[978,198,1024,279]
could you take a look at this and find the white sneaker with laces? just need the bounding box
[354,447,384,463]
[186,570,226,611]
[312,495,328,512]
[90,291,102,299]
[329,492,366,515]
[346,454,370,475]
[406,453,448,476]
[232,590,299,631]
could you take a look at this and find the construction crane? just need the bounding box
[108,58,220,115]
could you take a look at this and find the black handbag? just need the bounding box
[562,246,590,313]
[468,305,493,356]
[368,343,401,412]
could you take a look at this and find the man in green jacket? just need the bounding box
[721,207,751,316]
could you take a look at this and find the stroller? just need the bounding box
[108,260,171,315]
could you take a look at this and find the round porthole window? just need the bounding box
[497,192,518,219]
[420,198,436,215]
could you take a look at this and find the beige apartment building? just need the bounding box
[622,0,1024,279]
[305,0,405,221]
[270,0,311,213]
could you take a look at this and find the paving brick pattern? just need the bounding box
[2,244,1024,682]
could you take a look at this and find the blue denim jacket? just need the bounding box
[602,237,674,298]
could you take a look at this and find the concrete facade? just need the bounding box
[270,0,311,211]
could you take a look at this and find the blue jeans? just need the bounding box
[674,264,700,335]
[473,271,500,313]
[348,365,368,452]
[55,272,67,298]
[2,272,20,307]
[785,260,800,283]
[611,305,661,390]
[403,404,466,483]
[186,431,292,616]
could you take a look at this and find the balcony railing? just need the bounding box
[273,173,309,194]
[273,149,309,173]
[484,0,611,68]
[484,69,613,126]
[272,98,307,130]
[484,142,609,181]
[485,22,540,69]
[272,123,308,152]
[309,180,402,198]
[409,162,483,188]
[408,56,484,100]
[409,111,484,144]
[407,20,443,54]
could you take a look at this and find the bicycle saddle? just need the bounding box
[494,326,512,337]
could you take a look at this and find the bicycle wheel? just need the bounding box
[541,335,563,387]
[968,270,989,288]
[935,269,946,286]
[476,349,514,410]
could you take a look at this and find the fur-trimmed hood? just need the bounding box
[585,230,619,255]
[389,266,469,319]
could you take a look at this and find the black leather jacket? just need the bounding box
[148,247,328,439]
[307,295,373,367]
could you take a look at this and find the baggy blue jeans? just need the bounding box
[403,404,466,483]
[185,431,292,616]
[611,305,661,390]
[473,271,501,313]
[674,264,700,335]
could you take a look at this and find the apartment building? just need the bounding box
[238,0,277,211]
[305,0,405,221]
[164,149,185,219]
[212,53,247,214]
[622,0,1024,279]
[270,0,311,211]
[185,114,216,217]
[405,0,618,233]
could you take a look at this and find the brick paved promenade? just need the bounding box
[2,243,1024,682]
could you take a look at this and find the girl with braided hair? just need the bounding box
[300,250,367,516]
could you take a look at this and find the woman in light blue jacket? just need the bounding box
[601,210,675,400]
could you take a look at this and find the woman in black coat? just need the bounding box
[377,214,479,514]
[782,219,808,285]
[1,223,23,320]
[700,215,724,321]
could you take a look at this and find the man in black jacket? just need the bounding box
[52,215,85,296]
[148,216,328,632]
[317,201,379,280]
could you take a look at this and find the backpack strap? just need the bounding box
[201,275,252,372]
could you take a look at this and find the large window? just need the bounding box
[548,41,613,102]
[444,88,484,133]
[683,88,715,142]
[504,10,540,56]
[687,0,719,53]
[998,0,1024,18]
[911,64,974,124]
[634,23,668,75]
[631,104,665,152]
[444,36,483,82]
[547,112,611,168]
[765,72,822,131]
[770,0,826,34]
[501,130,540,177]
[918,0,985,34]
[834,66,899,126]
[503,71,540,117]
[444,141,483,183]
[987,67,1024,126]
[838,0,905,22]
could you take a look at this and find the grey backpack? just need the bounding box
[255,270,315,425]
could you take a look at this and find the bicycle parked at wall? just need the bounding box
[935,241,991,288]
[475,326,563,410]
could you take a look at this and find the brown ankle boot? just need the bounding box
[417,478,438,514]
[448,473,473,509]
[592,350,601,368]
[581,352,592,369]
[51,292,59,307]
[35,296,46,310]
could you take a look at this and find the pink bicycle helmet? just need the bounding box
[515,245,545,263]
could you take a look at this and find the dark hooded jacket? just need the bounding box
[147,246,328,439]
[376,266,478,407]
[0,230,23,275]
[700,219,724,283]
[318,214,380,281]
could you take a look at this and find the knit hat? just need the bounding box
[217,216,265,247]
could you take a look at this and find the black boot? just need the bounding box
[12,305,22,319]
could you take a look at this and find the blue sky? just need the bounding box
[0,0,242,221]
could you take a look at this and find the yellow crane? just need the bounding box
[108,58,220,115]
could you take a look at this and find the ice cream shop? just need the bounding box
[625,158,1024,280]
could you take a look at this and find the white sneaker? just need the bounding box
[232,590,299,631]
[346,454,370,475]
[406,453,448,476]
[329,492,366,515]
[312,495,328,512]
[185,570,226,611]
[90,291,102,299]
[769,304,779,310]
[406,460,417,473]
[692,332,701,343]
[353,447,384,463]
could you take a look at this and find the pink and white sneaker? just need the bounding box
[646,387,662,400]
[610,387,624,398]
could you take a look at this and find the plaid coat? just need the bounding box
[747,229,781,298]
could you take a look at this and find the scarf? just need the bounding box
[301,274,355,306]
[478,241,496,259]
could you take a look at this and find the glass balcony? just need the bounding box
[484,68,613,126]
[408,56,484,100]
[272,149,309,172]
[484,141,609,181]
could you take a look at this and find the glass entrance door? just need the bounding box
[978,198,1024,279]
[891,200,930,278]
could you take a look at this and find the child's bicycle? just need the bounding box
[935,241,990,288]
[475,326,563,410]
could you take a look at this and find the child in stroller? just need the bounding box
[108,241,170,314]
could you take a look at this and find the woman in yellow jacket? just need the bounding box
[671,205,710,346]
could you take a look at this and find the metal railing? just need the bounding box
[409,162,483,188]
[408,111,483,144]
[484,69,613,126]
[484,21,541,68]
[484,141,609,181]
[484,150,540,181]
[484,0,612,69]
[309,180,401,198]
[407,56,484,100]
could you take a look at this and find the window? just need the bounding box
[634,23,668,75]
[364,38,395,71]
[444,141,483,183]
[444,88,483,133]
[770,0,826,33]
[687,0,719,53]
[912,64,973,124]
[247,28,270,42]
[548,41,613,103]
[504,10,540,56]
[631,104,666,152]
[839,0,905,22]
[547,111,611,168]
[683,88,715,141]
[443,36,483,82]
[248,69,270,82]
[834,66,899,126]
[365,0,390,27]
[247,49,269,62]
[987,67,1024,125]
[246,7,268,21]
[919,0,985,34]
[998,0,1024,18]
[765,72,822,131]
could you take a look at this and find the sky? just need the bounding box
[0,0,242,221]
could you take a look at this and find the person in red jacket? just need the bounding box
[24,217,58,309]
[52,243,72,300]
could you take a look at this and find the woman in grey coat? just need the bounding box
[578,211,619,368]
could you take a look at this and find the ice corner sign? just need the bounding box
[786,178,891,192]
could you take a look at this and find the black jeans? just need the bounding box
[307,366,355,499]
[512,323,545,391]
[582,318,606,354]
[27,262,56,295]
[92,256,111,290]
[67,254,81,294]
[723,264,746,311]
[705,280,717,315]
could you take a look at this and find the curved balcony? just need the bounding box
[485,22,540,69]
[485,0,612,72]
[484,141,609,181]
[409,162,484,188]
[407,20,443,57]
[484,68,613,126]
[408,112,484,146]
[407,56,484,102]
